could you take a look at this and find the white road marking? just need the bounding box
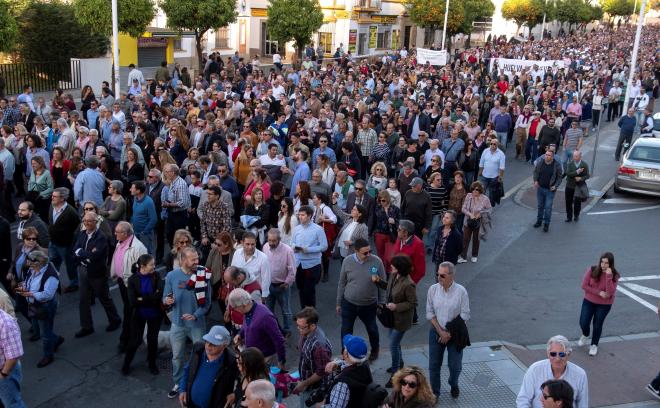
[616,286,659,312]
[622,283,660,299]
[587,204,660,215]
[618,275,660,282]
[603,198,660,205]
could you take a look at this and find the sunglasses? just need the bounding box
[400,380,418,389]
[549,351,567,358]
[438,273,448,278]
[83,207,95,211]
[359,250,371,256]
[178,239,191,244]
[355,188,364,191]
[25,237,37,241]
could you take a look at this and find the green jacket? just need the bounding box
[565,159,590,189]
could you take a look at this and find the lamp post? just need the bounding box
[112,0,120,98]
[622,0,647,116]
[441,0,449,50]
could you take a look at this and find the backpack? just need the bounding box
[363,383,388,408]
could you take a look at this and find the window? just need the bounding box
[261,22,279,55]
[376,30,390,49]
[173,38,183,51]
[215,27,230,49]
[392,30,400,49]
[318,32,333,54]
[424,27,434,47]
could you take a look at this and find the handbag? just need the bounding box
[574,181,589,202]
[28,302,48,320]
[376,279,395,329]
[466,195,481,229]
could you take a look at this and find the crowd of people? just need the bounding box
[0,21,658,408]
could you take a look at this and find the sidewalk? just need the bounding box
[353,333,660,408]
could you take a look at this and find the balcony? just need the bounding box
[353,0,381,12]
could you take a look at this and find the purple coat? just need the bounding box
[240,303,286,363]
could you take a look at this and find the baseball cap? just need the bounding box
[409,177,424,187]
[203,325,230,346]
[342,334,367,359]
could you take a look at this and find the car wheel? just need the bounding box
[613,183,624,194]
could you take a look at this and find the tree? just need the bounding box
[73,0,156,38]
[459,0,495,46]
[599,0,634,20]
[161,0,238,70]
[501,0,544,34]
[0,0,18,53]
[17,2,108,61]
[266,0,324,60]
[405,0,465,49]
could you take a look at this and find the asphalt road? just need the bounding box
[16,117,660,407]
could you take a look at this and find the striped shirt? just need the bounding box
[426,186,448,215]
[564,127,582,151]
[357,128,377,156]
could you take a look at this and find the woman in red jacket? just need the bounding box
[578,252,619,357]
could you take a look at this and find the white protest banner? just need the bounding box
[416,48,448,66]
[489,58,565,78]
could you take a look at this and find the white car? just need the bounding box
[614,137,660,197]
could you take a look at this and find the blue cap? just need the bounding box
[342,334,368,359]
[203,325,230,346]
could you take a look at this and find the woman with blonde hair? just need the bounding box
[233,142,254,191]
[169,125,190,166]
[165,229,195,271]
[367,161,388,195]
[385,366,436,408]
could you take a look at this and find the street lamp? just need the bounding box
[622,0,647,119]
[112,0,120,98]
[441,0,449,50]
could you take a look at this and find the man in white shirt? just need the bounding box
[424,138,445,171]
[427,262,470,399]
[478,139,506,205]
[259,144,285,167]
[516,335,588,408]
[127,64,145,88]
[231,232,271,298]
[633,86,650,133]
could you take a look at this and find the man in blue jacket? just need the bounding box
[130,181,157,255]
[615,108,637,161]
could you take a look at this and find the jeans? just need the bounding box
[478,176,497,206]
[0,362,25,408]
[266,283,292,333]
[579,298,612,346]
[296,264,321,308]
[635,110,645,133]
[49,244,77,287]
[428,328,463,396]
[424,214,442,251]
[136,231,155,256]
[525,138,539,162]
[389,329,407,373]
[340,298,379,352]
[170,323,204,384]
[298,389,313,408]
[562,149,574,167]
[496,131,508,148]
[536,187,555,225]
[34,299,59,358]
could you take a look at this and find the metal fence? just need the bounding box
[0,60,81,96]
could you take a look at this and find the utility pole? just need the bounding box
[112,0,121,98]
[441,0,450,50]
[622,0,647,115]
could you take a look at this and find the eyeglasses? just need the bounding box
[400,380,418,389]
[25,237,37,241]
[319,140,328,143]
[549,351,567,358]
[431,159,439,162]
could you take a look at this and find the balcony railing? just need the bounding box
[353,0,381,11]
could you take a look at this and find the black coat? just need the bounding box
[48,204,81,247]
[431,227,463,265]
[344,192,376,233]
[73,228,109,278]
[446,315,471,351]
[126,272,164,318]
[16,213,50,248]
[184,343,238,408]
[148,181,165,219]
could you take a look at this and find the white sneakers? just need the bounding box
[471,257,478,263]
[577,335,589,347]
[589,345,598,356]
[457,257,468,264]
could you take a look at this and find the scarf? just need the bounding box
[186,265,212,306]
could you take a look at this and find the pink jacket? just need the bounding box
[581,268,617,305]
